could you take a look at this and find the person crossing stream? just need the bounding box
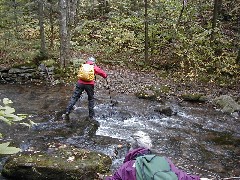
[62,56,108,121]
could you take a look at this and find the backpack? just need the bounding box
[135,155,178,180]
[77,64,95,81]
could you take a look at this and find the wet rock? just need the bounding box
[2,147,112,180]
[83,118,101,138]
[154,105,176,116]
[117,110,132,121]
[0,66,9,71]
[213,95,240,115]
[181,93,208,102]
[232,112,239,118]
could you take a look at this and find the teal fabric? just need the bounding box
[135,155,178,180]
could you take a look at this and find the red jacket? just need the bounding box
[77,61,107,85]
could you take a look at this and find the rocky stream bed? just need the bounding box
[0,63,239,180]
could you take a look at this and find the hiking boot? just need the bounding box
[62,113,70,122]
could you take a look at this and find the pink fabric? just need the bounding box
[77,61,107,85]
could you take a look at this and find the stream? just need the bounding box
[0,83,239,179]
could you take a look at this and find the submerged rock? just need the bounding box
[2,147,111,180]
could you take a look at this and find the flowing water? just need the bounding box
[0,84,239,179]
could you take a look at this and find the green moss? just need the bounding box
[41,59,56,67]
[135,90,156,100]
[2,147,112,180]
[159,85,171,94]
[181,93,204,101]
[12,62,37,68]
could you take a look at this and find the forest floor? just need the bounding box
[97,63,240,103]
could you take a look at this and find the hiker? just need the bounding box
[62,56,107,121]
[102,147,201,180]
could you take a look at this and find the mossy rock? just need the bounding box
[181,93,207,102]
[152,85,171,94]
[135,90,156,100]
[12,62,37,69]
[213,95,240,114]
[2,147,112,180]
[135,85,171,101]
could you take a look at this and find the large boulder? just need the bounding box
[213,95,240,114]
[2,146,112,180]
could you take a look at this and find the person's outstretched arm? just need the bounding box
[94,65,107,78]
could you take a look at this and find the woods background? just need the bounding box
[0,0,239,85]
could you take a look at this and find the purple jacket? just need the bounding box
[105,147,150,180]
[105,148,200,180]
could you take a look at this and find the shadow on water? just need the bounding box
[0,84,239,179]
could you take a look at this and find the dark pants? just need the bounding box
[66,82,95,118]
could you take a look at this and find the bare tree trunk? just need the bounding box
[68,0,78,25]
[38,0,47,56]
[144,0,149,62]
[48,0,54,48]
[237,49,240,64]
[218,0,222,12]
[12,0,19,38]
[68,0,79,56]
[211,0,220,42]
[130,0,137,11]
[59,0,69,67]
[97,0,103,16]
[75,0,80,26]
[237,15,240,64]
[176,0,187,28]
[91,0,94,19]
